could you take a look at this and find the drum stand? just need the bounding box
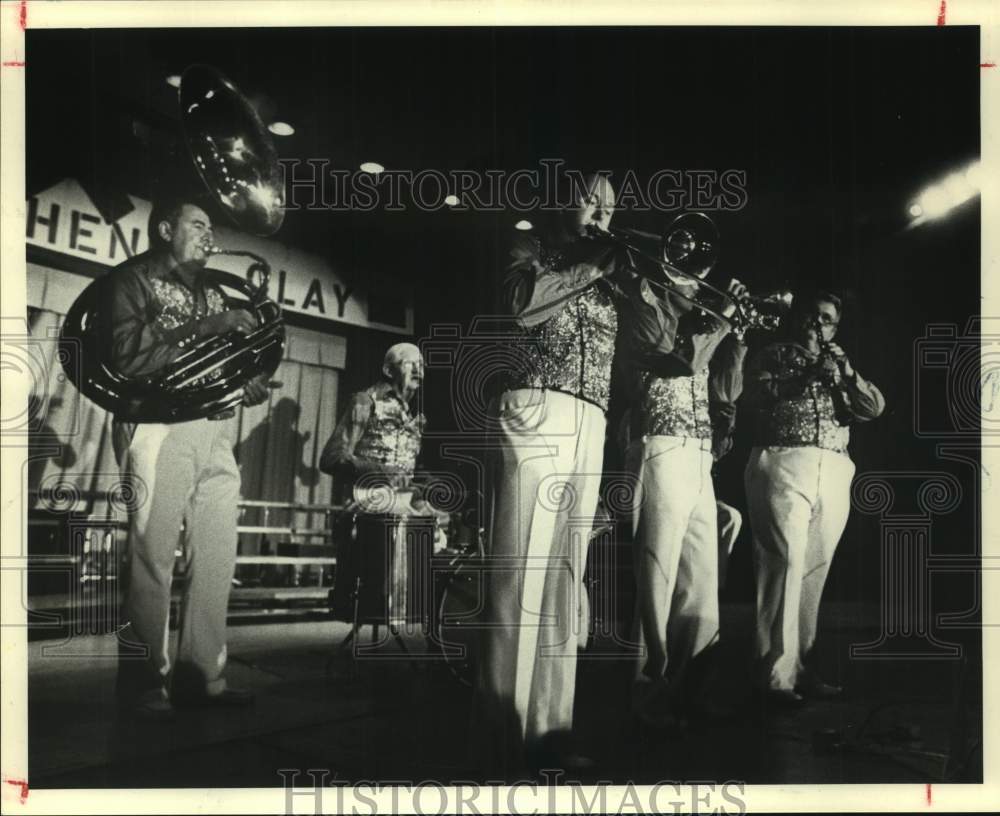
[326,574,419,677]
[326,510,446,679]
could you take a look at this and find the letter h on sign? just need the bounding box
[27,197,61,244]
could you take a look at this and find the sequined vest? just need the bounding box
[150,274,228,386]
[760,383,850,454]
[756,344,851,454]
[506,244,619,412]
[354,390,424,474]
[150,276,227,334]
[639,365,713,439]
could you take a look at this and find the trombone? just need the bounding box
[588,213,792,336]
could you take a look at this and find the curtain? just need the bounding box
[234,357,341,554]
[27,308,121,509]
[27,308,345,553]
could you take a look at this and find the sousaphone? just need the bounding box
[59,65,287,423]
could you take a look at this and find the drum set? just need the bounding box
[329,491,618,686]
[328,491,487,685]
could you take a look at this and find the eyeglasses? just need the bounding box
[814,315,840,327]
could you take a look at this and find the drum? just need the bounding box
[330,512,437,628]
[428,504,618,685]
[431,552,485,686]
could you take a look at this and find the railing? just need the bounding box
[26,490,348,620]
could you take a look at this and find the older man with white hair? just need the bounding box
[321,343,427,507]
[321,343,448,630]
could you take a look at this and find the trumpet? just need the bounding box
[734,288,795,335]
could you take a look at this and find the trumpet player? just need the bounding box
[625,265,748,731]
[742,290,884,703]
[109,195,269,719]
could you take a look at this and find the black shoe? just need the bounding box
[634,708,687,740]
[765,688,804,707]
[527,732,596,778]
[173,687,255,708]
[797,677,843,699]
[537,749,595,774]
[119,688,175,721]
[687,697,736,723]
[632,678,686,735]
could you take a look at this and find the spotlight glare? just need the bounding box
[964,160,982,189]
[515,220,533,231]
[910,159,982,224]
[166,75,182,88]
[360,162,385,174]
[942,172,973,203]
[268,121,295,136]
[444,194,459,207]
[917,185,951,220]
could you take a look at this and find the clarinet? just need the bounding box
[814,321,853,426]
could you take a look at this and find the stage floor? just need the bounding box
[24,601,980,788]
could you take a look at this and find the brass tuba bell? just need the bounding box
[59,65,287,423]
[180,64,286,237]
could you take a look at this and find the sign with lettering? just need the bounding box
[25,179,413,334]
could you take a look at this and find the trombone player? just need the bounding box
[476,173,680,776]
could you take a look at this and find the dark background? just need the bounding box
[26,26,982,614]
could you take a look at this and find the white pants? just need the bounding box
[117,419,241,698]
[477,389,604,752]
[630,436,719,697]
[745,446,855,691]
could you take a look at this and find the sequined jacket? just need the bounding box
[502,231,677,413]
[320,381,426,501]
[628,287,748,442]
[107,249,229,379]
[743,341,885,454]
